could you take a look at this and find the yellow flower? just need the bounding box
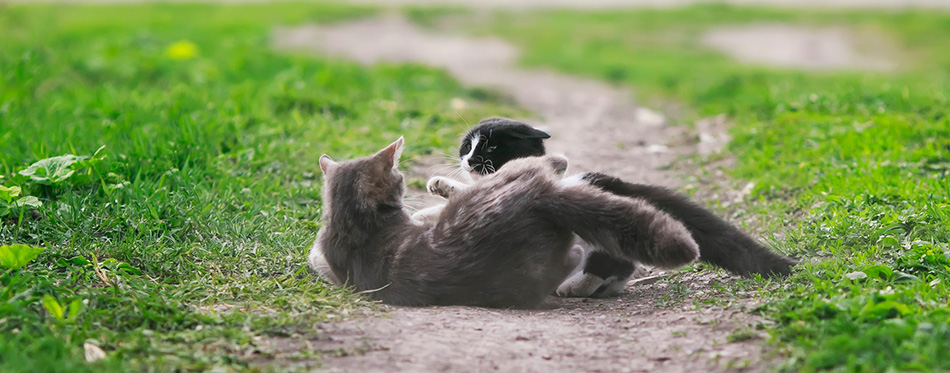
[450,98,467,111]
[165,40,199,60]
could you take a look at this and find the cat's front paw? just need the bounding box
[555,272,605,297]
[426,176,456,199]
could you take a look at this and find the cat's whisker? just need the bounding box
[425,164,462,175]
[438,151,458,159]
[453,111,470,133]
[423,153,459,163]
[448,167,467,182]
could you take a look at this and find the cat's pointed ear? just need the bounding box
[511,126,551,140]
[319,154,336,174]
[376,136,405,169]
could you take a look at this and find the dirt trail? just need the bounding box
[272,15,777,372]
[274,15,688,186]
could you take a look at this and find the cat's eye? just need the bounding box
[487,146,497,153]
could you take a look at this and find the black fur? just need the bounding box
[460,117,550,175]
[458,117,797,280]
[580,172,798,277]
[584,251,636,280]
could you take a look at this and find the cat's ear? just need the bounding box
[319,154,336,174]
[376,136,405,169]
[510,126,551,140]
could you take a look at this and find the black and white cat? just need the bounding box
[434,117,797,297]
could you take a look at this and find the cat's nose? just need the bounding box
[461,161,474,172]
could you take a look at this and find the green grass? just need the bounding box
[0,3,519,371]
[446,5,950,371]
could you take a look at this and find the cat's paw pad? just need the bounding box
[426,177,456,199]
[555,272,605,297]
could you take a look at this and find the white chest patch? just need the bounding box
[559,173,589,188]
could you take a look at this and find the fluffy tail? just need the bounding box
[581,172,797,277]
[535,187,699,269]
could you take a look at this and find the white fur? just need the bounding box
[596,276,629,297]
[391,136,404,168]
[556,271,605,297]
[559,173,589,188]
[308,239,341,285]
[410,204,446,225]
[460,136,479,172]
[554,240,629,297]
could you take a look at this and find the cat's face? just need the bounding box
[320,137,405,211]
[459,117,550,176]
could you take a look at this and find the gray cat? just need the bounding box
[309,137,699,308]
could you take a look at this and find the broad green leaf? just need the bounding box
[13,196,41,209]
[69,256,90,266]
[860,300,911,320]
[67,299,83,322]
[116,262,142,275]
[18,154,87,185]
[863,265,894,280]
[42,294,64,321]
[73,145,106,170]
[0,185,21,203]
[0,244,45,269]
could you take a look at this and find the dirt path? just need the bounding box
[274,15,689,186]
[272,15,778,372]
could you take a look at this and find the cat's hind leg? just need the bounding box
[538,187,700,269]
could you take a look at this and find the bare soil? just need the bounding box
[260,272,772,372]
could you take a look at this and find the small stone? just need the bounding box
[646,144,669,153]
[635,107,666,126]
[84,342,106,362]
[845,271,868,280]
